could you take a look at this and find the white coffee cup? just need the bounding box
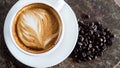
[5,0,65,56]
[4,0,78,67]
[114,0,120,6]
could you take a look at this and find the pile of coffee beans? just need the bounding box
[71,14,114,62]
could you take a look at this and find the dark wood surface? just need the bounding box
[1,0,120,68]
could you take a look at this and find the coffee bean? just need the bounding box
[71,16,114,62]
[100,38,104,42]
[89,44,92,48]
[82,53,87,57]
[88,57,92,60]
[78,42,83,46]
[81,14,90,19]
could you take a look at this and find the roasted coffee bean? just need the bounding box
[71,16,114,62]
[88,57,92,60]
[100,43,104,47]
[81,14,90,19]
[78,42,83,46]
[79,35,84,42]
[80,30,85,35]
[90,30,94,35]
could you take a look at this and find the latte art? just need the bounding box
[17,9,58,49]
[12,3,62,54]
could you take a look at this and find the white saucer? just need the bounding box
[4,1,78,68]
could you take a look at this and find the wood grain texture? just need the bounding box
[1,0,120,68]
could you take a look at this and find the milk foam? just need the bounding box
[17,8,59,49]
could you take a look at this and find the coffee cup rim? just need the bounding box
[9,0,64,56]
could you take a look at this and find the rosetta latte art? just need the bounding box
[12,3,61,54]
[17,9,59,49]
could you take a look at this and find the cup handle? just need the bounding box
[18,0,65,12]
[54,0,65,12]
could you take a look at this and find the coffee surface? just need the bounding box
[12,3,62,54]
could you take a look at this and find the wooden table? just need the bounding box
[0,0,120,68]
